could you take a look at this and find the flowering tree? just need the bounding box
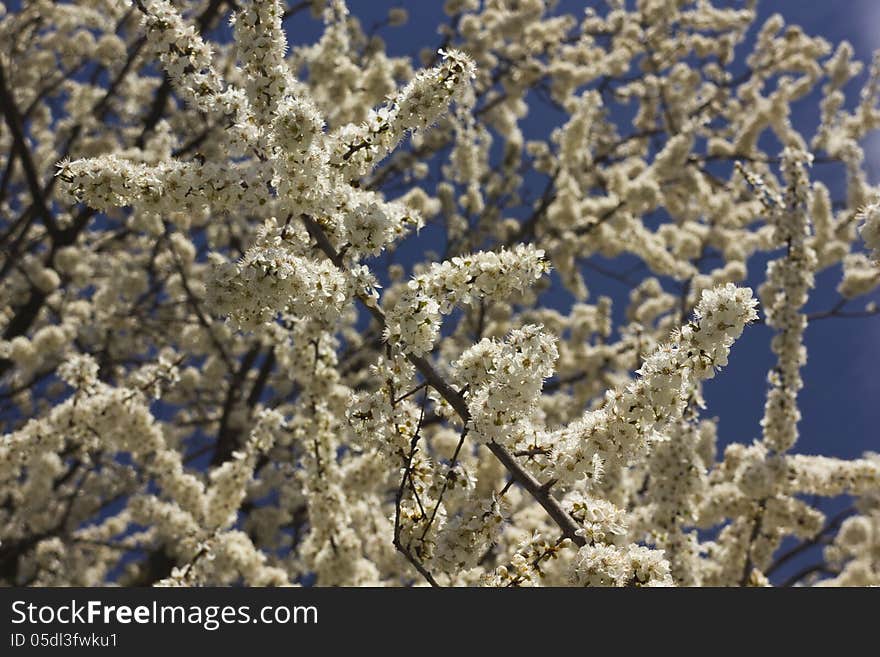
[1,0,880,587]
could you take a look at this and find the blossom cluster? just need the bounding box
[384,245,549,356]
[549,284,758,485]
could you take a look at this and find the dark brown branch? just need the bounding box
[392,393,440,586]
[300,213,586,547]
[780,563,837,588]
[0,60,61,240]
[766,506,855,578]
[211,345,260,466]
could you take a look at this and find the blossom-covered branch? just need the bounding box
[2,0,880,587]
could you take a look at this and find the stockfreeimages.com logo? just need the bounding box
[11,600,318,631]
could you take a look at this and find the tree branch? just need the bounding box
[300,213,586,547]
